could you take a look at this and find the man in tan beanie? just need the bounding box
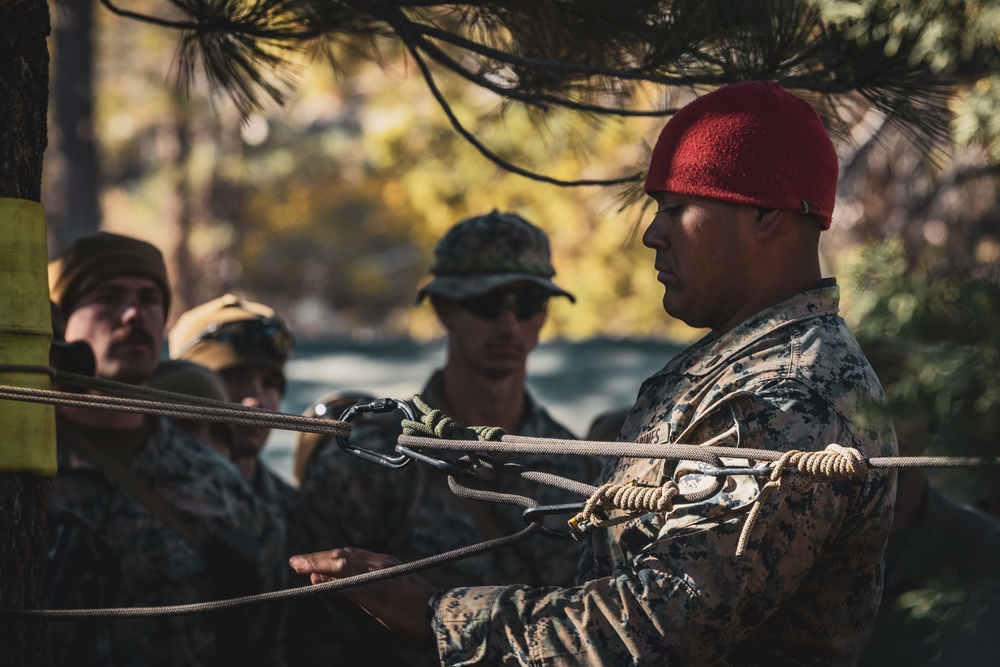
[46,232,286,666]
[169,294,297,515]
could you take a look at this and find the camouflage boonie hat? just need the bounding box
[415,210,575,304]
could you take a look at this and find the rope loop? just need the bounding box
[401,395,506,441]
[570,479,680,533]
[736,444,867,556]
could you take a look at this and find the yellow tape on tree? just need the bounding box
[0,198,56,475]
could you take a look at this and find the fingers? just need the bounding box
[289,546,404,579]
[289,547,438,641]
[288,548,349,577]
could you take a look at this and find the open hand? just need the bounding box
[289,547,438,641]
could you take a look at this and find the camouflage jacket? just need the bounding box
[253,460,298,520]
[48,416,286,666]
[285,372,596,666]
[434,279,898,665]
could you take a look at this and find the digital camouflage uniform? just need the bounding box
[253,462,298,518]
[48,416,287,666]
[286,371,597,666]
[433,279,898,665]
[860,485,1000,665]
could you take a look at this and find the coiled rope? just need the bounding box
[401,394,507,442]
[569,479,681,532]
[734,444,867,556]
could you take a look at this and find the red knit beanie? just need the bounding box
[644,81,839,229]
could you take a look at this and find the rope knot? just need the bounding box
[401,395,506,441]
[772,444,867,493]
[570,479,680,534]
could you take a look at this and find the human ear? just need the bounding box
[751,207,784,241]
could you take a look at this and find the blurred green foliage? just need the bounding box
[846,239,1000,487]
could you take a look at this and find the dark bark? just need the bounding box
[46,0,102,253]
[0,0,50,200]
[0,0,52,665]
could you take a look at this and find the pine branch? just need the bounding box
[95,0,987,185]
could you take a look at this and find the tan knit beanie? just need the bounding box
[48,232,170,317]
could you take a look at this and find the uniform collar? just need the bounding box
[663,278,840,377]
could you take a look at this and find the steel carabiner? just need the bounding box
[335,398,414,469]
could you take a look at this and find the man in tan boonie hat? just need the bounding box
[169,294,297,513]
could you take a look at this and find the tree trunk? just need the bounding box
[45,0,101,254]
[0,0,52,665]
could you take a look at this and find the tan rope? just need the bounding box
[0,367,353,439]
[735,444,867,556]
[569,479,681,532]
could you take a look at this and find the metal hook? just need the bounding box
[394,444,478,478]
[335,398,415,469]
[522,503,589,540]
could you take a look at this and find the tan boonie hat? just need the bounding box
[168,294,293,376]
[414,210,575,304]
[48,232,171,318]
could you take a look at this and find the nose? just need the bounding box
[494,304,520,332]
[240,384,265,408]
[120,296,146,325]
[642,211,670,250]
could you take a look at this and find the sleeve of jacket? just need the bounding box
[433,381,883,665]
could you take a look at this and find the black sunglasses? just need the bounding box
[457,287,550,321]
[179,317,294,361]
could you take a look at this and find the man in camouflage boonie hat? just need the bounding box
[287,210,596,663]
[291,82,897,665]
[150,359,236,459]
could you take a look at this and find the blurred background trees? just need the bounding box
[38,0,1000,497]
[40,0,999,341]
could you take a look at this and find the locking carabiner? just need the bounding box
[335,398,415,469]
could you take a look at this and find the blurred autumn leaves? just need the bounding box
[54,11,675,341]
[42,0,1000,349]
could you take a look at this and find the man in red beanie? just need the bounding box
[290,82,897,664]
[46,233,286,666]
